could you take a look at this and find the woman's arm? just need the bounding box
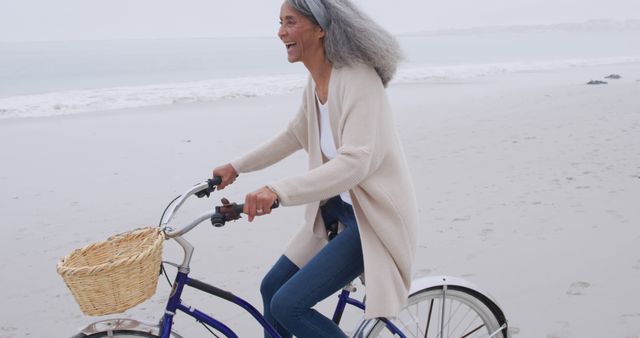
[230,104,308,174]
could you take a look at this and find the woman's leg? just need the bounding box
[269,203,363,338]
[260,255,299,338]
[260,196,344,338]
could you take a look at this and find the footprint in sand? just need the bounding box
[566,281,590,295]
[620,313,640,324]
[480,228,494,236]
[479,228,494,240]
[0,326,17,338]
[479,228,495,242]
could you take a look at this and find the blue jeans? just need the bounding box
[260,196,364,338]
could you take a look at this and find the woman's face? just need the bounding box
[278,2,324,64]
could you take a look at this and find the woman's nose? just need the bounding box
[278,24,286,39]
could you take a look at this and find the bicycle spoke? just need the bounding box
[416,298,422,337]
[460,324,484,338]
[395,312,421,338]
[404,303,427,337]
[435,297,442,338]
[424,299,434,337]
[436,298,457,338]
[444,299,465,336]
[460,313,484,338]
[448,307,474,335]
[447,298,453,337]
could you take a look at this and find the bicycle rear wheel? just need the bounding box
[356,285,508,338]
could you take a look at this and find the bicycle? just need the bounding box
[70,179,510,338]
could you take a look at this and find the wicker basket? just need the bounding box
[57,227,164,316]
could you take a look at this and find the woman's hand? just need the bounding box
[244,186,279,222]
[212,163,238,190]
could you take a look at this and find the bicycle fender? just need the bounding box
[410,275,504,309]
[73,318,183,338]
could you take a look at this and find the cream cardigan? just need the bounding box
[230,64,418,319]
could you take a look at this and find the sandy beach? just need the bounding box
[1,62,639,337]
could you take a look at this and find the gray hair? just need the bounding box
[286,0,402,87]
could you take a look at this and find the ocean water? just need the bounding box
[1,20,639,119]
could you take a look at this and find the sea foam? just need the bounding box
[1,57,639,120]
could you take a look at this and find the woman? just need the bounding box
[212,0,418,337]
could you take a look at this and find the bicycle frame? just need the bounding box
[158,263,392,337]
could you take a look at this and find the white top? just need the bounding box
[317,95,352,205]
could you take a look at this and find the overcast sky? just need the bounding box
[1,0,639,42]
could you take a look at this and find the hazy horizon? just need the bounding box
[1,0,639,42]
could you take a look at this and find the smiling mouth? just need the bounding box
[285,42,297,51]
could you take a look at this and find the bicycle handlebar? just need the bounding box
[162,177,279,238]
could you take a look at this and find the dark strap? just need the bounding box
[321,196,343,241]
[326,221,339,240]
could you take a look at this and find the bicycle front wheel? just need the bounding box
[79,331,158,337]
[357,285,508,338]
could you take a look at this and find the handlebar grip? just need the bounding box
[210,176,222,186]
[195,177,223,198]
[211,200,280,227]
[232,203,244,215]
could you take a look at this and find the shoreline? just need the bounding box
[2,60,639,121]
